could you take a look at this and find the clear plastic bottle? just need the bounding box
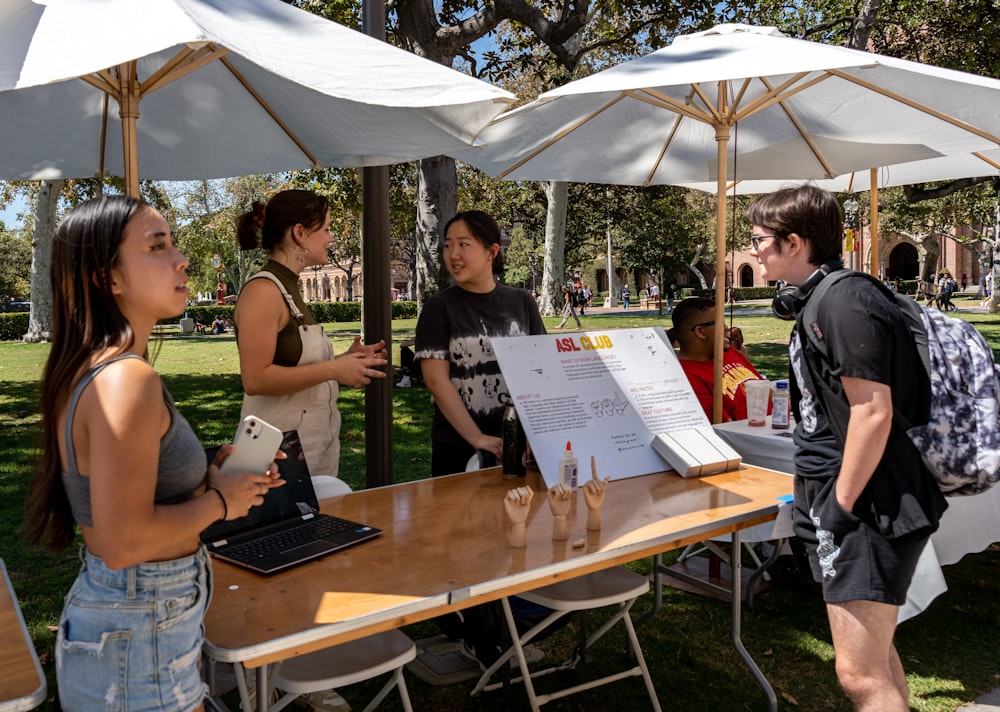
[558,440,578,489]
[771,380,790,429]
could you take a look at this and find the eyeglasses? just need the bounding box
[690,320,715,331]
[751,234,779,251]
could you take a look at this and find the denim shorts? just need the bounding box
[56,545,213,711]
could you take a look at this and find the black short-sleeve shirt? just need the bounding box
[415,283,545,445]
[790,274,945,538]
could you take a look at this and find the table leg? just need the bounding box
[256,665,269,712]
[635,554,663,628]
[232,661,271,712]
[730,531,777,711]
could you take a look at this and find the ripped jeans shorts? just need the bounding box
[56,545,213,711]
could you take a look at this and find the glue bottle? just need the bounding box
[558,441,578,489]
[771,380,790,430]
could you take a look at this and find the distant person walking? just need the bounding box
[621,283,631,309]
[665,284,677,313]
[555,285,583,330]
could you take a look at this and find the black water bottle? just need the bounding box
[502,400,526,477]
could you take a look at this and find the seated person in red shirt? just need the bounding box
[669,297,764,422]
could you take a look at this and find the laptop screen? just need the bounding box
[200,430,319,543]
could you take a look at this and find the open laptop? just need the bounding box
[200,431,382,574]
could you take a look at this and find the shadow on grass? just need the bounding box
[744,341,790,381]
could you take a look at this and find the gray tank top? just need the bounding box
[60,354,207,527]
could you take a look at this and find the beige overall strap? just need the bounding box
[247,270,305,324]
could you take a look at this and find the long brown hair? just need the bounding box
[24,195,147,551]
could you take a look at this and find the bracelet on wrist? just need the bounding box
[206,485,228,521]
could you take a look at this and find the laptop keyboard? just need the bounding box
[224,516,358,563]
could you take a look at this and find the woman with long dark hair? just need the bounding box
[25,195,283,711]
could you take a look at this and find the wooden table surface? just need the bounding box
[0,560,46,712]
[204,465,792,669]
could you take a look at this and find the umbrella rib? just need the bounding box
[644,114,685,186]
[730,73,822,122]
[496,94,628,179]
[630,88,714,124]
[80,70,120,98]
[972,151,1000,171]
[827,68,1000,147]
[141,46,196,95]
[757,76,838,178]
[99,92,109,177]
[219,55,319,167]
[729,78,753,114]
[141,45,231,97]
[690,82,729,123]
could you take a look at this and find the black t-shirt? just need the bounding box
[415,283,546,444]
[790,275,945,538]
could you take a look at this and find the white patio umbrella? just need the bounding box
[0,0,515,196]
[0,0,514,488]
[682,149,1000,196]
[680,148,1000,278]
[455,23,1000,422]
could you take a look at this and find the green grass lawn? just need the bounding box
[1,308,998,711]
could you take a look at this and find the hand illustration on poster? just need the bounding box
[492,327,711,487]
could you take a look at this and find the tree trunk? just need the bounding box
[689,251,708,290]
[415,155,457,309]
[987,201,1000,313]
[918,232,940,282]
[539,181,568,316]
[24,179,62,343]
[847,0,886,50]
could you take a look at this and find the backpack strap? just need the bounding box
[798,269,928,445]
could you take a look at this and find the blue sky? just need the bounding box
[0,195,28,230]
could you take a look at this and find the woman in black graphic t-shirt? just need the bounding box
[415,211,545,476]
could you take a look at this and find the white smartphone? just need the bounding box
[219,415,284,475]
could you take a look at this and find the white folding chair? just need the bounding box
[265,629,416,712]
[471,566,661,712]
[311,475,353,499]
[236,474,415,712]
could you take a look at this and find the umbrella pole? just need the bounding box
[117,62,141,198]
[869,169,880,278]
[362,0,393,488]
[713,124,730,424]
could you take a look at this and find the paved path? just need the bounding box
[963,687,1000,710]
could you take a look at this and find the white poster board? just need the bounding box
[492,327,710,487]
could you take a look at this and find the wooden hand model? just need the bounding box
[504,485,534,547]
[583,456,611,531]
[547,482,573,541]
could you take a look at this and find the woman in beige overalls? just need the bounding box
[234,190,386,478]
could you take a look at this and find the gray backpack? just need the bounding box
[802,269,1000,496]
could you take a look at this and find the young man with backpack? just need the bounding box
[747,184,947,712]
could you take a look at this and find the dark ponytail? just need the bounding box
[236,191,328,252]
[235,200,266,250]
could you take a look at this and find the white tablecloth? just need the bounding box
[714,418,1000,622]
